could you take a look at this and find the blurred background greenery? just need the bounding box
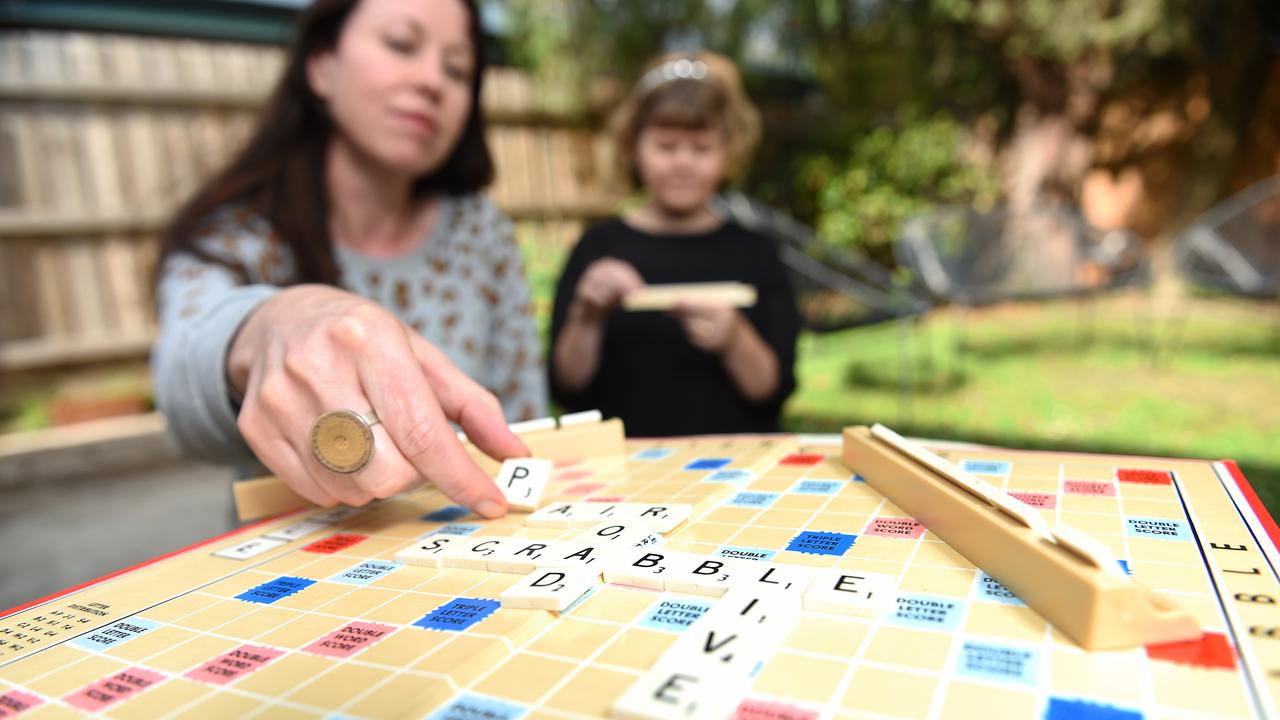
[502,0,1280,245]
[498,0,1280,508]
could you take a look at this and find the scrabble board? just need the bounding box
[2,433,1280,719]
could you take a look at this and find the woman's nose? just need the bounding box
[409,49,445,100]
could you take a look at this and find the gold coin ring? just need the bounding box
[310,409,378,474]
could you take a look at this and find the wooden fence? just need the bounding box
[0,30,619,376]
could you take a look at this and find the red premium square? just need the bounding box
[735,699,819,720]
[302,533,367,554]
[779,453,824,466]
[1145,632,1236,670]
[1118,469,1173,485]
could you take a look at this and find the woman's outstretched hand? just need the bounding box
[227,284,528,516]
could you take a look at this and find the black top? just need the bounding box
[549,218,800,437]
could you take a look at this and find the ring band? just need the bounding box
[310,409,380,474]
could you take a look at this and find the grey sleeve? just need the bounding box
[151,219,291,465]
[481,206,550,422]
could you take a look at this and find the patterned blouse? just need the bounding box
[152,193,548,468]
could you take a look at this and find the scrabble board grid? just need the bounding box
[1,434,1279,719]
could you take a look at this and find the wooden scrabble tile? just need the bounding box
[509,417,558,434]
[660,616,777,676]
[614,504,694,533]
[660,593,800,677]
[500,568,600,611]
[486,539,561,573]
[700,588,801,634]
[558,409,604,426]
[496,457,554,512]
[533,541,614,570]
[526,502,579,528]
[565,502,636,527]
[802,569,897,619]
[576,521,662,551]
[438,537,515,570]
[663,555,753,597]
[609,659,741,720]
[736,562,816,596]
[603,548,692,591]
[394,535,459,568]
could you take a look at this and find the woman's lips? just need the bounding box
[392,109,437,136]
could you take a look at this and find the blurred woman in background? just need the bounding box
[548,51,799,436]
[152,0,545,516]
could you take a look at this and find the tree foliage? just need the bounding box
[498,0,1278,248]
[929,0,1193,61]
[802,114,1001,255]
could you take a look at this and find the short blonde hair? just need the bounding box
[609,50,762,191]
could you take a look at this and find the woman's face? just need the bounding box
[308,0,475,178]
[634,124,727,216]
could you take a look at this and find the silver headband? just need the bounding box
[635,58,710,95]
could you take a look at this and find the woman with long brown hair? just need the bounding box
[152,0,545,517]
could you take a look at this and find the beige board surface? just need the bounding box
[2,434,1279,719]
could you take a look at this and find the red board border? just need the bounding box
[1222,460,1280,550]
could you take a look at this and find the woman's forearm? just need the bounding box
[720,316,779,403]
[552,302,608,393]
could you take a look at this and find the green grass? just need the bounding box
[784,294,1280,514]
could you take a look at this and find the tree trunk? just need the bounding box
[1001,56,1109,211]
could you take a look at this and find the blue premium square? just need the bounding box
[330,560,400,586]
[1125,517,1191,541]
[785,531,857,556]
[414,598,500,632]
[961,460,1011,475]
[1045,698,1142,720]
[639,598,713,632]
[704,469,755,484]
[427,693,525,720]
[974,572,1025,606]
[684,457,732,470]
[236,576,316,604]
[727,492,780,508]
[421,505,471,523]
[72,618,160,651]
[791,479,843,495]
[957,641,1038,685]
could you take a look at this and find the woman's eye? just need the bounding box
[445,63,473,82]
[384,36,416,55]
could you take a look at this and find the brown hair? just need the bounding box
[156,0,492,289]
[611,50,761,190]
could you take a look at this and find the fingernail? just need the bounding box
[475,499,505,519]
